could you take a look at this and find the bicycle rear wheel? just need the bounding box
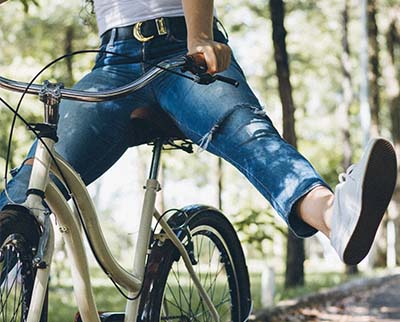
[0,206,45,322]
[138,205,251,322]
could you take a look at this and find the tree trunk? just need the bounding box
[269,0,304,288]
[367,0,390,268]
[385,17,400,266]
[338,0,353,171]
[367,0,380,137]
[338,0,358,275]
[359,0,371,146]
[64,25,75,86]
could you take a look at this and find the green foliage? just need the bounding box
[233,208,286,255]
[0,0,97,186]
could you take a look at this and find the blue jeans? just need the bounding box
[0,22,329,237]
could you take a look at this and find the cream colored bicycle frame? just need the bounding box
[23,138,220,322]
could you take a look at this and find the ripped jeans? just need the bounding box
[0,23,329,237]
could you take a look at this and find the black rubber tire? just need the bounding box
[0,206,47,322]
[138,205,251,322]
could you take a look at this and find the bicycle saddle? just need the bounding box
[130,105,187,141]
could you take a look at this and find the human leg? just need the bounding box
[154,56,329,238]
[296,186,333,238]
[154,54,397,264]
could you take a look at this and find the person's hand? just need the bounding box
[187,38,231,74]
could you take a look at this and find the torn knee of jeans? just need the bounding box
[198,103,266,151]
[10,158,34,177]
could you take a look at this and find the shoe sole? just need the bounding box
[343,139,397,265]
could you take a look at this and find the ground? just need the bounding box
[253,273,400,322]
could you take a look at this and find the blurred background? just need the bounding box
[1,0,400,319]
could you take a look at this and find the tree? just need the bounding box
[338,0,357,274]
[269,0,305,288]
[368,0,381,137]
[385,12,400,265]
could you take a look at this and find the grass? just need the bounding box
[250,271,359,309]
[45,271,358,321]
[48,285,127,321]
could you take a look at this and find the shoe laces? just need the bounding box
[338,164,355,183]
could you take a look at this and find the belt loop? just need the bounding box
[106,28,117,54]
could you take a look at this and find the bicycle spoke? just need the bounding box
[165,281,186,319]
[9,284,23,322]
[192,237,222,318]
[4,249,10,320]
[163,297,192,319]
[4,266,22,307]
[194,298,231,321]
[209,261,225,299]
[175,261,191,311]
[0,242,34,322]
[170,262,191,310]
[0,248,23,322]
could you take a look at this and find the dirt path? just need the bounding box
[253,274,400,322]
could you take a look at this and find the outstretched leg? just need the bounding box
[154,55,397,265]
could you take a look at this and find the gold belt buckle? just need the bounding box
[133,22,154,42]
[133,18,168,42]
[155,18,167,36]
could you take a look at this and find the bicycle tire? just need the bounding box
[0,206,47,322]
[138,205,251,322]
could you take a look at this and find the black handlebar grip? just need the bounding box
[214,75,240,87]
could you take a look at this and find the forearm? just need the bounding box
[181,0,230,73]
[182,0,214,47]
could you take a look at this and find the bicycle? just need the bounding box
[0,54,252,322]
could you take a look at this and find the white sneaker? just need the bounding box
[330,138,397,265]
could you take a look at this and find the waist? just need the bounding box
[100,16,187,46]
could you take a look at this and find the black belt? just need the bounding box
[101,16,187,45]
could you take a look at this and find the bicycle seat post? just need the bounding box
[148,137,165,180]
[125,137,166,321]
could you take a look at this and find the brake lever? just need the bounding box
[182,56,240,87]
[193,73,239,87]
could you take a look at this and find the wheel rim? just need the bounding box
[0,235,33,322]
[160,225,239,322]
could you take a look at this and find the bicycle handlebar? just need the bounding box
[0,55,239,103]
[0,58,187,102]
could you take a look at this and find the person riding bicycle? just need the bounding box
[0,0,397,266]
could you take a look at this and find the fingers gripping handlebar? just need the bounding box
[183,54,239,87]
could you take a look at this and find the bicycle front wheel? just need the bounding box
[0,206,45,322]
[138,205,251,322]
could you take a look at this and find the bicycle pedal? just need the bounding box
[74,312,125,322]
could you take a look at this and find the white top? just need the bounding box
[94,0,185,36]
